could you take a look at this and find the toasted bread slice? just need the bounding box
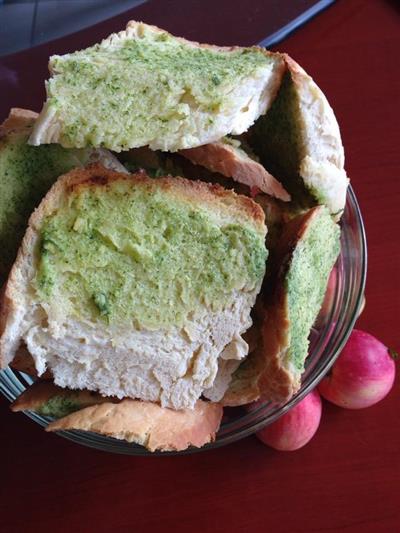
[46,399,223,452]
[180,138,290,202]
[223,206,340,405]
[11,381,222,451]
[29,21,285,152]
[11,380,111,417]
[249,56,349,218]
[0,164,267,409]
[0,108,126,282]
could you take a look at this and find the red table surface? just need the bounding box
[1,1,399,532]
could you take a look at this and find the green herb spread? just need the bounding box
[46,30,274,150]
[249,72,314,208]
[286,207,340,371]
[0,131,89,282]
[35,179,267,330]
[37,395,82,418]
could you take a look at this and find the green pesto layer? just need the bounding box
[37,394,83,418]
[286,207,340,372]
[249,72,315,209]
[45,30,274,150]
[35,179,267,330]
[0,131,89,282]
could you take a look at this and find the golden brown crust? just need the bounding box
[282,54,306,82]
[46,399,223,452]
[180,142,290,202]
[11,382,58,412]
[221,350,263,407]
[0,108,38,135]
[67,164,266,229]
[10,381,111,412]
[11,382,62,412]
[257,290,296,402]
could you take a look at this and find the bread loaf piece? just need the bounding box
[11,381,222,452]
[223,205,340,405]
[0,164,267,409]
[250,56,349,218]
[29,21,285,152]
[46,399,223,452]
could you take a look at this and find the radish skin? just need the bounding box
[256,390,322,451]
[318,329,396,409]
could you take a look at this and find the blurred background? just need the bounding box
[0,0,146,56]
[0,0,334,56]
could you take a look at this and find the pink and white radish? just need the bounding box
[256,389,322,451]
[318,329,396,409]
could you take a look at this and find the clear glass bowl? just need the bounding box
[0,186,366,455]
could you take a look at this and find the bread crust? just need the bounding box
[46,398,223,452]
[10,380,109,412]
[13,379,222,451]
[66,164,266,228]
[0,108,38,134]
[180,141,290,202]
[11,381,62,411]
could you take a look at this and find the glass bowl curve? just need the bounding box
[0,185,367,455]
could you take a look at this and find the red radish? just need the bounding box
[256,389,322,451]
[318,329,396,409]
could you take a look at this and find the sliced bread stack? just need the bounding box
[1,21,349,451]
